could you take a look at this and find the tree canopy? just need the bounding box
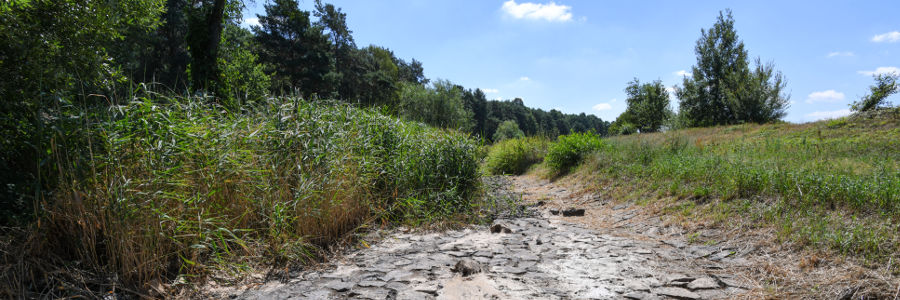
[676,10,789,127]
[614,79,672,133]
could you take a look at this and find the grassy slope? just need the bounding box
[1,96,483,297]
[578,109,900,261]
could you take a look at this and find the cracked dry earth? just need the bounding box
[231,176,756,299]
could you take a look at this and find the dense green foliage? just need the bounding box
[612,79,672,134]
[493,120,526,142]
[675,10,789,127]
[0,0,607,227]
[2,95,481,296]
[483,137,549,175]
[399,80,474,131]
[852,73,899,112]
[545,132,604,174]
[584,114,900,259]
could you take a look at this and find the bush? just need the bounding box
[492,120,525,142]
[545,132,604,174]
[483,137,548,175]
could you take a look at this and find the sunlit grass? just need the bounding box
[582,109,900,260]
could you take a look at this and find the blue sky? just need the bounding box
[242,0,900,123]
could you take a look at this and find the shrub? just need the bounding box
[483,137,548,175]
[492,120,525,142]
[545,132,604,174]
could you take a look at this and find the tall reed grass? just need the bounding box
[1,92,480,297]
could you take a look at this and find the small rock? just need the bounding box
[655,287,700,299]
[413,283,440,295]
[562,208,585,217]
[492,265,527,275]
[490,224,512,234]
[661,240,686,249]
[357,280,386,288]
[665,275,695,288]
[549,209,560,215]
[451,259,482,276]
[324,280,355,292]
[687,277,719,290]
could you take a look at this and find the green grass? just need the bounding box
[545,131,604,175]
[482,137,549,175]
[1,93,482,297]
[581,110,900,261]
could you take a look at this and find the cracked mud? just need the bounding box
[231,177,754,299]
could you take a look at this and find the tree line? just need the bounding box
[0,0,606,138]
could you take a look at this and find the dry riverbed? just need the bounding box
[206,175,890,299]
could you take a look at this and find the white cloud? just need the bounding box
[872,31,900,43]
[519,76,530,81]
[501,0,573,22]
[243,17,260,28]
[806,90,845,103]
[858,66,900,76]
[827,51,854,57]
[674,70,691,77]
[805,109,852,121]
[482,88,499,93]
[592,103,612,111]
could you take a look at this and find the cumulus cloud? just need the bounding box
[243,17,260,28]
[872,31,900,43]
[501,0,573,22]
[827,51,854,58]
[806,90,845,103]
[519,76,530,81]
[592,103,612,111]
[482,88,499,93]
[858,66,900,76]
[674,70,691,77]
[805,109,852,121]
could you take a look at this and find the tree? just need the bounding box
[852,73,899,112]
[676,10,789,127]
[254,0,338,98]
[218,23,271,107]
[398,80,473,131]
[0,0,165,224]
[356,45,400,105]
[187,0,228,93]
[396,58,429,85]
[493,120,525,142]
[617,79,671,133]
